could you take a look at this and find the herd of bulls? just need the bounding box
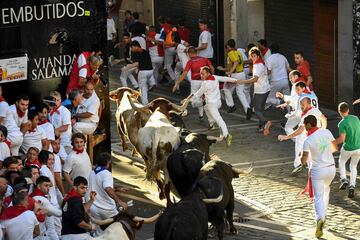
[107,87,252,240]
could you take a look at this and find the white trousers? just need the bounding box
[90,205,118,236]
[190,80,204,117]
[294,134,306,167]
[46,216,59,240]
[73,122,97,135]
[266,79,290,106]
[205,102,229,137]
[7,130,23,156]
[174,62,191,82]
[285,114,301,142]
[223,72,250,112]
[61,233,92,240]
[120,67,139,88]
[138,70,154,104]
[150,57,164,85]
[339,148,360,186]
[311,166,336,221]
[164,47,177,81]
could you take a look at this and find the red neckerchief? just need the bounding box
[29,187,46,198]
[25,159,41,168]
[16,105,25,118]
[38,119,49,125]
[50,106,60,116]
[302,88,311,94]
[306,127,319,137]
[253,58,265,65]
[301,107,313,117]
[261,47,269,57]
[4,139,11,150]
[73,148,84,154]
[133,48,143,53]
[27,196,46,222]
[0,205,28,220]
[205,75,215,81]
[201,28,209,33]
[0,96,5,102]
[63,189,82,205]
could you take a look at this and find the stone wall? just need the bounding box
[353,0,360,113]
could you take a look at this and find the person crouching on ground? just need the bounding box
[186,66,232,147]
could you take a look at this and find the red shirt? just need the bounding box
[185,56,213,80]
[297,60,313,90]
[177,26,191,43]
[67,51,92,94]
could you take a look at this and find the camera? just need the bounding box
[91,70,108,87]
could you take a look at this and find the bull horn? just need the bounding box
[133,211,163,224]
[202,187,223,204]
[233,163,253,175]
[170,94,193,113]
[127,94,147,112]
[91,217,114,226]
[206,135,224,142]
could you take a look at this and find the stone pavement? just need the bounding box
[109,65,360,240]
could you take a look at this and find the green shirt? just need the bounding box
[338,115,360,151]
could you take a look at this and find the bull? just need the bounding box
[127,94,193,205]
[91,211,161,240]
[154,178,224,240]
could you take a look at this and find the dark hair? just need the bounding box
[36,103,49,113]
[71,132,87,145]
[69,88,81,101]
[5,171,20,183]
[172,32,181,44]
[0,125,8,138]
[187,46,197,54]
[257,39,267,47]
[27,147,39,155]
[294,51,304,57]
[301,97,312,104]
[249,47,261,56]
[96,152,111,167]
[165,17,172,25]
[201,66,211,74]
[304,115,317,127]
[27,109,38,121]
[3,157,19,168]
[17,94,29,102]
[199,18,208,25]
[247,43,255,51]
[130,40,141,48]
[38,150,51,165]
[123,32,131,37]
[125,10,132,15]
[158,16,164,24]
[13,177,27,187]
[12,192,28,206]
[295,81,307,89]
[148,25,156,31]
[338,102,349,113]
[20,167,33,179]
[91,44,101,54]
[226,39,236,49]
[74,176,88,186]
[132,12,140,20]
[289,70,301,78]
[270,43,279,53]
[36,176,51,186]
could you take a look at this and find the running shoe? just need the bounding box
[348,185,355,198]
[208,123,216,130]
[339,178,349,190]
[315,218,325,238]
[227,106,236,113]
[263,121,272,136]
[246,108,252,120]
[291,164,304,176]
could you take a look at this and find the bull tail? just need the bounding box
[232,163,253,178]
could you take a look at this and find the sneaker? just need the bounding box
[315,218,325,238]
[227,106,236,113]
[263,121,272,136]
[257,126,264,133]
[208,123,216,130]
[246,108,252,120]
[225,134,233,147]
[348,185,355,198]
[291,164,303,176]
[339,179,349,190]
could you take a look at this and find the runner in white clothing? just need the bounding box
[187,66,232,147]
[300,115,337,239]
[196,19,213,59]
[9,94,30,130]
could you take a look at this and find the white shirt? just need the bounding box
[58,145,68,162]
[176,43,189,68]
[53,154,62,174]
[76,92,100,124]
[197,30,213,58]
[63,150,92,181]
[77,53,89,79]
[40,165,58,206]
[1,210,39,240]
[194,77,221,106]
[303,128,335,170]
[38,122,55,142]
[89,169,116,210]
[9,104,28,127]
[107,18,116,41]
[0,142,10,161]
[297,108,324,142]
[21,126,47,153]
[266,53,289,82]
[49,106,72,147]
[0,101,20,133]
[131,36,146,50]
[253,62,271,94]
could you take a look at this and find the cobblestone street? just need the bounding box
[109,68,360,240]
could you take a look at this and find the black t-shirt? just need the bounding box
[129,21,146,36]
[125,44,132,64]
[61,197,87,235]
[131,50,153,71]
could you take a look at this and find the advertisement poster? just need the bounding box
[0,55,27,83]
